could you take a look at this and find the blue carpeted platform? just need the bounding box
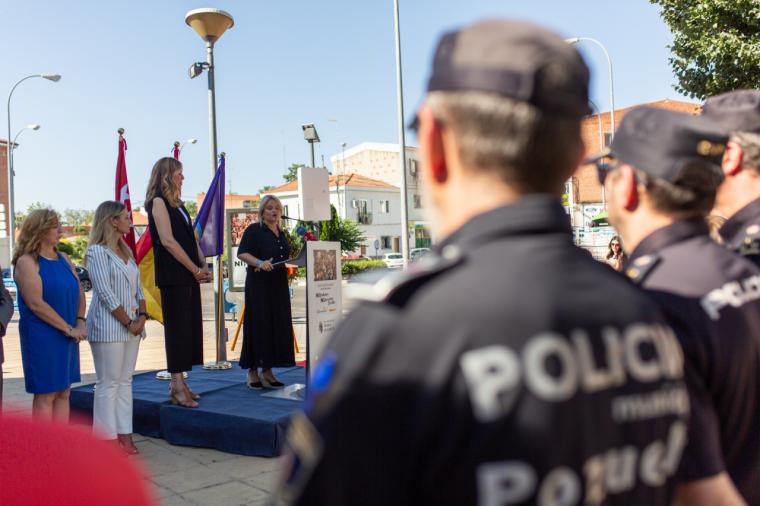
[70,363,304,457]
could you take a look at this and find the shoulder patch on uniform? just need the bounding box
[738,225,760,257]
[626,253,661,285]
[349,245,465,306]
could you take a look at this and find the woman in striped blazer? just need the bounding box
[85,201,147,455]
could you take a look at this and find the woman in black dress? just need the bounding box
[145,157,211,407]
[237,195,295,389]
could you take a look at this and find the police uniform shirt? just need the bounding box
[626,218,760,503]
[275,196,689,506]
[719,197,760,267]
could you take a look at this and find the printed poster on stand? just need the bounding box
[306,241,342,372]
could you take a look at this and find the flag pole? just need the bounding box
[202,152,231,370]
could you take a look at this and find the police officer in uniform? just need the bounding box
[591,106,760,504]
[274,20,689,505]
[702,90,760,264]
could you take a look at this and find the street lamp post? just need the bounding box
[588,100,606,207]
[6,74,60,267]
[565,37,616,140]
[393,0,410,267]
[180,138,198,153]
[185,8,234,370]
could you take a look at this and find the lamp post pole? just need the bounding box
[566,37,616,140]
[186,8,234,369]
[393,0,410,266]
[6,74,60,268]
[588,99,606,207]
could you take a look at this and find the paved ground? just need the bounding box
[2,285,308,506]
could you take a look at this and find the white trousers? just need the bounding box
[90,337,141,439]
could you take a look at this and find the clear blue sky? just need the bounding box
[2,0,687,212]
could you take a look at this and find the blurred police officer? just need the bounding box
[274,20,689,505]
[702,89,760,264]
[593,106,759,504]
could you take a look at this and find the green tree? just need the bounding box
[185,201,198,220]
[319,205,365,253]
[27,201,51,213]
[650,0,760,99]
[283,163,304,183]
[258,185,275,194]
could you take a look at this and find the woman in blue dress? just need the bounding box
[14,209,87,419]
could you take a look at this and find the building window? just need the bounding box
[381,236,392,249]
[283,205,289,217]
[604,133,613,147]
[354,199,371,224]
[379,200,390,213]
[413,194,422,208]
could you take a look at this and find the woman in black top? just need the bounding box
[237,195,295,389]
[145,157,211,407]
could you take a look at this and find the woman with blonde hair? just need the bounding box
[237,195,294,389]
[14,209,86,419]
[146,157,210,407]
[85,200,147,454]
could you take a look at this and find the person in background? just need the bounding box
[0,266,15,407]
[237,195,294,389]
[701,90,760,264]
[13,209,86,420]
[594,105,756,504]
[605,235,625,271]
[86,200,147,455]
[146,157,211,408]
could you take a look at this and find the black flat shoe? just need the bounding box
[247,380,263,390]
[262,378,285,389]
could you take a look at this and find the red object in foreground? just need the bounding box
[0,414,155,505]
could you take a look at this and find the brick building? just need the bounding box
[0,141,11,266]
[572,99,701,205]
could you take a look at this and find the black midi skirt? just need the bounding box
[160,284,204,373]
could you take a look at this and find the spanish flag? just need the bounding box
[135,231,162,323]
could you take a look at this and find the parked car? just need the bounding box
[410,248,431,262]
[382,253,405,269]
[75,266,92,292]
[3,265,91,291]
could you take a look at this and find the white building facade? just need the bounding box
[266,174,405,257]
[330,142,432,250]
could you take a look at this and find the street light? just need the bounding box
[565,37,616,140]
[180,138,198,152]
[6,74,61,266]
[302,123,320,168]
[185,8,234,370]
[13,124,41,147]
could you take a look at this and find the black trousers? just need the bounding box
[160,284,203,373]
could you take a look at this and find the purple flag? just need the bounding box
[194,154,225,256]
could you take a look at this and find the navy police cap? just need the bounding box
[703,89,760,134]
[585,106,728,183]
[424,19,592,118]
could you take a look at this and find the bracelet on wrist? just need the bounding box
[255,259,263,268]
[138,312,149,319]
[124,319,132,328]
[76,316,86,323]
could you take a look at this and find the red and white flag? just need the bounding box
[115,132,137,254]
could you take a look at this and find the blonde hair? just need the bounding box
[88,200,133,262]
[146,157,182,208]
[13,208,60,266]
[258,195,283,226]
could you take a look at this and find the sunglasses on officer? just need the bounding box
[594,160,619,185]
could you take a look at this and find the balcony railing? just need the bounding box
[357,212,372,225]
